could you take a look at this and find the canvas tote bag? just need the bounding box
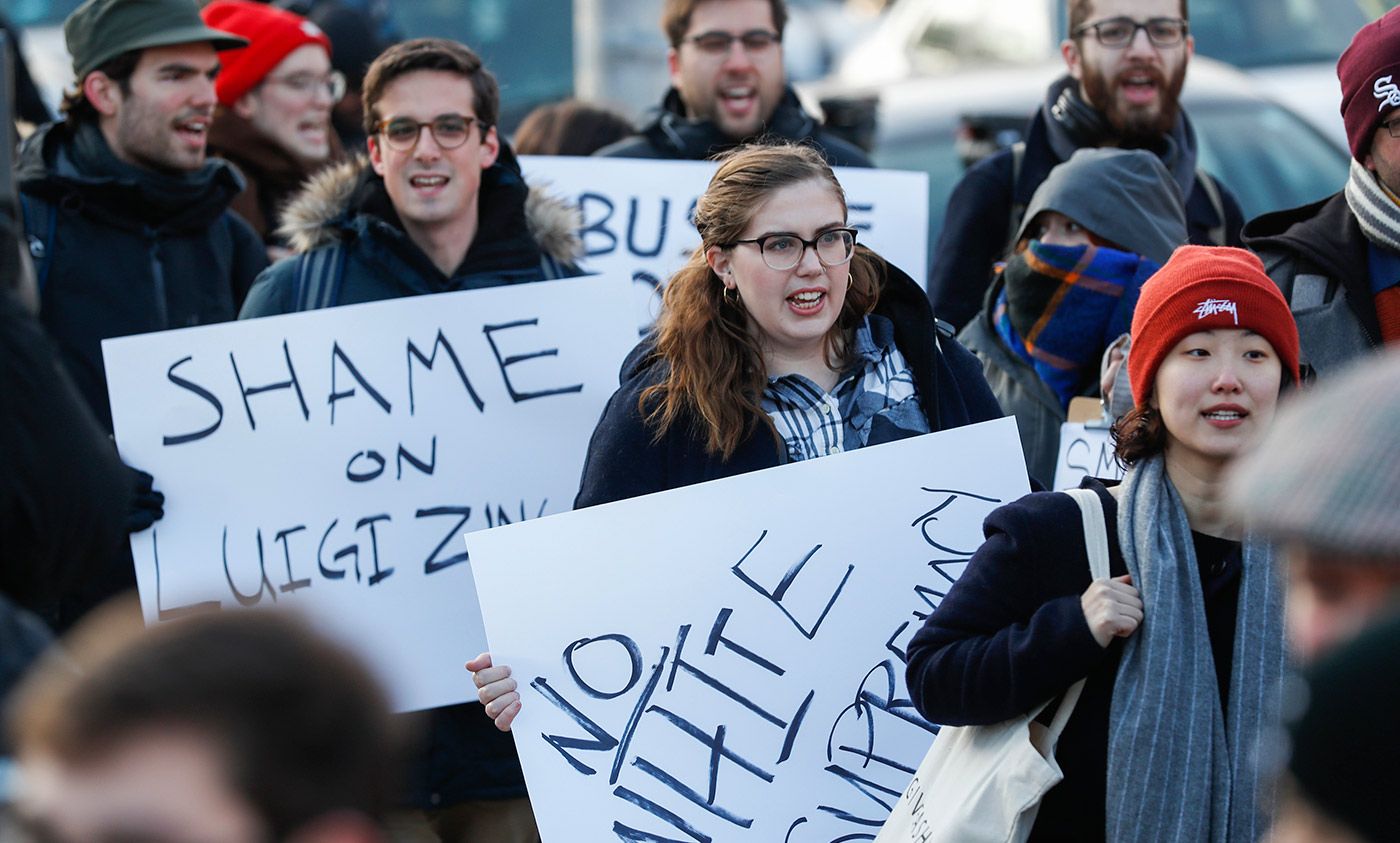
[875,487,1111,843]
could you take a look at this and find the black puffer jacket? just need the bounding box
[1243,192,1380,378]
[17,121,267,432]
[594,86,872,168]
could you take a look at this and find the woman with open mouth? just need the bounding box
[905,245,1302,842]
[470,140,1003,731]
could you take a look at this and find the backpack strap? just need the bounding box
[1004,141,1027,254]
[291,241,347,311]
[20,193,57,294]
[1195,168,1227,246]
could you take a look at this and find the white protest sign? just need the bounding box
[102,276,637,712]
[520,156,931,330]
[1052,422,1125,490]
[468,417,1029,841]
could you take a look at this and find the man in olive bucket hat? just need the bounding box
[15,0,269,630]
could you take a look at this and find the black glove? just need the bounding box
[125,467,165,533]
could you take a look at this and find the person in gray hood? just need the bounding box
[958,147,1188,488]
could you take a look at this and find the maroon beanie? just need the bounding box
[1338,7,1400,161]
[201,0,331,108]
[1128,246,1300,406]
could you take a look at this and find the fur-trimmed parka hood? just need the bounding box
[276,144,582,266]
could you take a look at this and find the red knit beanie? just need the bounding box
[1338,7,1400,161]
[1128,246,1300,406]
[201,0,331,108]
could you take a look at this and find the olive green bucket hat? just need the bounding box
[65,0,249,79]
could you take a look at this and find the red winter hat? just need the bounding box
[1128,246,1300,406]
[1338,7,1400,161]
[201,0,331,108]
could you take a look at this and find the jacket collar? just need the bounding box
[640,86,819,160]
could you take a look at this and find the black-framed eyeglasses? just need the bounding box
[726,228,857,270]
[1072,16,1189,48]
[1379,114,1400,139]
[264,70,347,103]
[684,29,781,56]
[374,114,490,152]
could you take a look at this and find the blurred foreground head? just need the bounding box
[1227,348,1400,661]
[7,603,402,843]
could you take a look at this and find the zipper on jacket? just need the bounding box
[146,228,169,330]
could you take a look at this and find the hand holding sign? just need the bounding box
[468,652,521,730]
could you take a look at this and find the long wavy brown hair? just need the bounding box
[640,142,884,460]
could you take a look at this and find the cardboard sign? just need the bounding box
[1052,422,1125,490]
[468,418,1030,841]
[520,156,931,330]
[102,276,638,712]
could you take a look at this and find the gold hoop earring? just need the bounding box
[722,285,739,305]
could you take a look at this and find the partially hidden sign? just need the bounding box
[468,417,1030,841]
[1052,422,1125,490]
[520,156,931,330]
[102,275,638,712]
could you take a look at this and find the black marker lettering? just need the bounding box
[152,528,219,618]
[163,356,224,445]
[416,506,471,574]
[397,437,437,479]
[228,341,310,431]
[626,196,669,258]
[407,331,484,414]
[482,319,584,402]
[222,527,276,607]
[275,525,311,593]
[346,450,386,483]
[328,342,391,424]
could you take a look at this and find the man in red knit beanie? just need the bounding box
[1243,7,1400,380]
[201,0,343,257]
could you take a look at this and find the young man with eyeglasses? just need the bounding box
[239,37,582,322]
[235,46,581,841]
[201,0,345,258]
[1244,8,1400,378]
[594,0,871,166]
[928,0,1244,332]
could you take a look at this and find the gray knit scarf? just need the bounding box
[1106,455,1287,843]
[1344,157,1400,253]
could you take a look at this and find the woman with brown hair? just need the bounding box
[905,245,1301,842]
[471,140,1002,728]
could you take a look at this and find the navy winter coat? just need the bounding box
[574,261,1003,508]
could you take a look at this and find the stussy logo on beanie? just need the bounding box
[1375,75,1400,111]
[1193,298,1238,323]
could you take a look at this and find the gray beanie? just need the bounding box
[1017,148,1188,266]
[1226,348,1400,558]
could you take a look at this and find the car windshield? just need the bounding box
[1188,0,1383,68]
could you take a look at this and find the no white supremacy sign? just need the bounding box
[468,418,1029,841]
[520,156,931,328]
[103,276,637,712]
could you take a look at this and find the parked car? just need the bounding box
[804,56,1350,262]
[834,0,1395,145]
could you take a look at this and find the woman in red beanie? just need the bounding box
[904,245,1300,842]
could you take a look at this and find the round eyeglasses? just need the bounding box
[726,228,857,271]
[264,70,347,103]
[374,114,491,152]
[1072,16,1189,48]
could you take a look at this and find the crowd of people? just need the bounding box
[0,0,1397,841]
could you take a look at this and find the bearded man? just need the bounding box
[928,0,1244,330]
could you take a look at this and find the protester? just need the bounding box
[1265,612,1400,843]
[513,99,634,156]
[958,147,1187,487]
[305,0,392,152]
[239,38,582,317]
[1243,8,1400,378]
[593,0,871,166]
[16,0,268,630]
[1226,348,1400,663]
[929,0,1242,331]
[8,604,402,843]
[19,0,267,433]
[240,37,582,843]
[471,141,1002,730]
[202,0,345,257]
[906,246,1298,841]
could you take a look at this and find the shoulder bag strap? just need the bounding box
[1038,487,1112,744]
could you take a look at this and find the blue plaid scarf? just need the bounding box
[995,240,1158,409]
